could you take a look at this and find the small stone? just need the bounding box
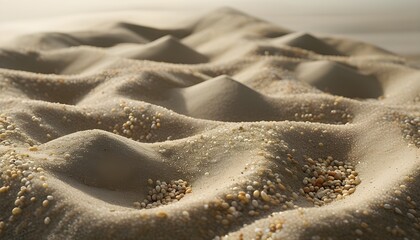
[383,203,392,209]
[407,213,415,219]
[0,186,9,193]
[28,146,38,151]
[156,211,168,218]
[12,207,22,215]
[221,219,229,225]
[360,222,369,229]
[253,190,260,198]
[225,194,234,200]
[182,211,189,217]
[261,191,270,202]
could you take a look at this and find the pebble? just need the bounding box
[28,146,38,151]
[394,207,403,215]
[182,211,189,217]
[44,217,51,225]
[383,203,392,209]
[12,207,22,215]
[261,191,270,202]
[156,211,168,218]
[226,194,234,200]
[0,186,9,193]
[253,190,260,198]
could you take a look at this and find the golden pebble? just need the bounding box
[0,186,9,193]
[28,146,38,151]
[226,194,234,200]
[253,190,260,198]
[156,211,168,218]
[12,207,22,215]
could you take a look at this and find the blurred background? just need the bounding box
[0,0,419,60]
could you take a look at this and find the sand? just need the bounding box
[0,7,419,240]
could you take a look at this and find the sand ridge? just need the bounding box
[0,7,419,240]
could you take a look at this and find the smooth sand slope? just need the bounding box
[0,7,419,240]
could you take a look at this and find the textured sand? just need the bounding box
[0,7,419,240]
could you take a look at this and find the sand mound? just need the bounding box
[110,36,208,64]
[43,130,172,191]
[168,75,269,121]
[272,32,343,56]
[0,7,419,240]
[10,22,190,51]
[296,60,383,99]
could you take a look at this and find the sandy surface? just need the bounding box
[0,7,419,240]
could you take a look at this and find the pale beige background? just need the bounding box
[0,0,418,56]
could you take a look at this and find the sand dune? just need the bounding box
[0,7,419,240]
[109,36,208,64]
[10,22,190,51]
[272,32,343,56]
[295,60,383,99]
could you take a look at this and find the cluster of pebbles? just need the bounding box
[133,179,192,209]
[0,114,55,235]
[292,98,354,125]
[400,115,420,148]
[300,156,361,206]
[111,101,163,142]
[386,112,420,148]
[203,167,299,229]
[0,149,54,235]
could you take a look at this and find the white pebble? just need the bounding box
[261,191,270,202]
[383,203,392,209]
